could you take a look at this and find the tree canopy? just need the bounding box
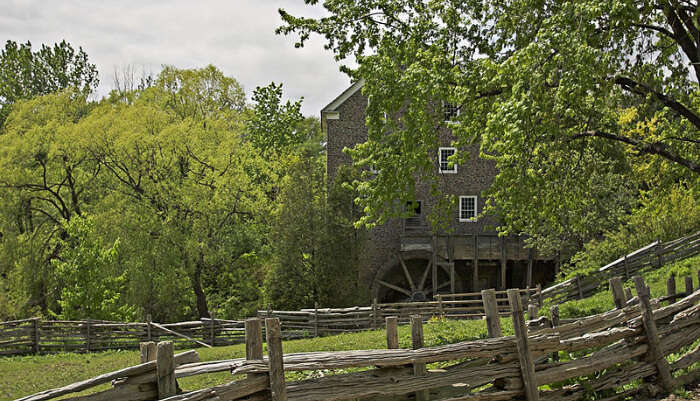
[0,40,98,130]
[278,0,700,254]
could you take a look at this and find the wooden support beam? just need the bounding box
[481,289,502,338]
[526,249,534,288]
[473,235,479,292]
[411,315,429,401]
[156,342,176,399]
[624,287,633,301]
[265,318,287,401]
[667,275,676,301]
[500,237,507,290]
[633,276,675,392]
[507,289,539,401]
[432,236,438,295]
[685,276,693,294]
[609,277,626,309]
[386,316,399,349]
[527,304,538,320]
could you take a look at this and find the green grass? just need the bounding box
[1,317,506,401]
[546,254,700,319]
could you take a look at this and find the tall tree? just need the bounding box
[278,0,700,253]
[0,40,98,130]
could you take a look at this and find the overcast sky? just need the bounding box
[0,0,352,116]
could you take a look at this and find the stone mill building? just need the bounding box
[321,80,557,303]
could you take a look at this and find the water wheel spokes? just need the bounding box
[398,253,416,292]
[375,279,412,297]
[418,259,432,292]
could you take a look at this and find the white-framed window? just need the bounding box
[443,101,460,122]
[459,195,477,222]
[439,147,457,173]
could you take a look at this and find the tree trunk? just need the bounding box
[192,254,209,319]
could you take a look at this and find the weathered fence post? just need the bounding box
[85,318,91,352]
[481,289,502,337]
[575,275,583,300]
[623,255,630,280]
[685,275,693,294]
[633,276,675,392]
[527,304,539,320]
[265,318,287,401]
[537,284,543,307]
[386,316,399,349]
[550,305,560,362]
[156,341,176,399]
[32,318,40,354]
[609,277,626,309]
[209,311,217,347]
[411,315,429,401]
[624,287,633,302]
[313,302,319,337]
[140,341,156,363]
[667,275,676,303]
[147,314,152,342]
[656,241,664,267]
[437,294,444,317]
[371,298,378,329]
[245,318,266,400]
[507,289,539,401]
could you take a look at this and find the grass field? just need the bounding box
[0,316,514,401]
[2,254,698,401]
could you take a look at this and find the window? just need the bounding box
[439,147,457,173]
[443,101,460,122]
[459,196,477,222]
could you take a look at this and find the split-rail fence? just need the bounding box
[259,287,541,336]
[14,271,700,401]
[541,230,700,305]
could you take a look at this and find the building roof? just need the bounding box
[321,79,365,113]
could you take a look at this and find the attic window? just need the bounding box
[439,147,457,174]
[443,101,460,122]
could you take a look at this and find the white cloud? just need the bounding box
[0,0,353,115]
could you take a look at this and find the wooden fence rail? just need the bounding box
[541,230,700,305]
[0,318,247,356]
[15,270,700,401]
[258,287,540,336]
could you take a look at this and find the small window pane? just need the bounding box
[439,147,457,173]
[444,102,459,121]
[460,196,477,221]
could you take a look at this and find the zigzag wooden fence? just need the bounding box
[0,317,246,356]
[259,287,541,336]
[15,272,700,401]
[541,230,700,305]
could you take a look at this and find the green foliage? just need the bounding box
[565,183,700,279]
[0,40,98,131]
[53,216,133,321]
[278,0,700,255]
[265,145,364,310]
[248,82,306,154]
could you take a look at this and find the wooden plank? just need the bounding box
[549,306,559,362]
[266,318,287,401]
[609,277,626,309]
[482,289,502,338]
[140,342,156,363]
[150,322,211,348]
[157,342,176,398]
[386,317,399,349]
[411,315,428,401]
[633,276,674,392]
[507,289,539,401]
